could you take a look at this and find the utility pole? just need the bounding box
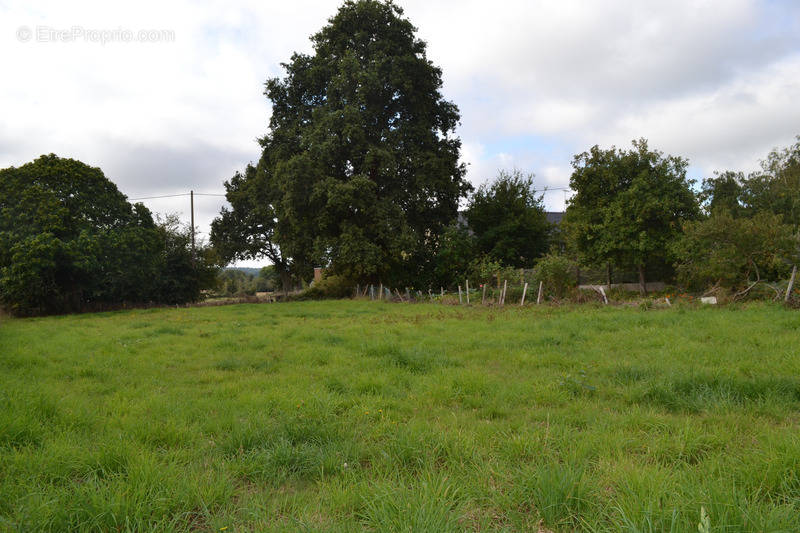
[190,190,195,266]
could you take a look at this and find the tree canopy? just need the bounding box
[563,139,699,291]
[0,155,215,315]
[674,210,797,293]
[465,170,551,268]
[211,0,470,286]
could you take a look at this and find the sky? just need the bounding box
[2,0,800,267]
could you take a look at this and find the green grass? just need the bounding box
[2,301,800,531]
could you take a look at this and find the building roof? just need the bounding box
[546,211,565,225]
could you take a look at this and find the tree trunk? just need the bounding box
[280,271,292,295]
[638,265,647,295]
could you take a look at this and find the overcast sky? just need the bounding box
[2,0,799,267]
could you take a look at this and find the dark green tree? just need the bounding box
[700,171,745,216]
[430,222,477,288]
[212,0,470,286]
[0,155,160,314]
[154,214,219,304]
[0,155,215,315]
[563,139,699,293]
[210,164,295,291]
[465,170,551,268]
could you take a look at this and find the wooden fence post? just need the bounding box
[466,280,470,305]
[501,280,507,306]
[521,282,528,306]
[482,284,486,305]
[440,287,444,304]
[786,265,797,303]
[458,285,462,304]
[536,281,543,304]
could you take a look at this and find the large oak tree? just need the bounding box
[212,0,470,286]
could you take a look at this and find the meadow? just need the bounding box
[2,300,800,532]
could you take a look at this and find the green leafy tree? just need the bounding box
[210,164,295,291]
[700,171,745,216]
[741,136,800,228]
[431,223,476,288]
[213,0,470,286]
[674,210,797,293]
[563,139,699,293]
[0,155,161,314]
[465,170,551,268]
[0,155,214,315]
[154,214,219,304]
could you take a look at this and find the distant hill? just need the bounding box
[225,267,262,277]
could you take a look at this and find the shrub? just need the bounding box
[301,274,353,299]
[673,210,797,293]
[532,253,575,299]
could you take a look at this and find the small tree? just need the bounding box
[466,170,551,268]
[700,171,745,216]
[563,139,699,293]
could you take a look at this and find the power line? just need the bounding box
[129,192,227,200]
[128,193,190,201]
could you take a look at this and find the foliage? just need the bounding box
[532,253,576,299]
[153,214,219,304]
[210,164,295,291]
[0,155,215,315]
[563,139,699,288]
[4,301,800,530]
[215,266,278,297]
[701,138,800,230]
[213,0,470,286]
[741,136,800,228]
[430,223,477,289]
[700,171,745,217]
[465,170,551,268]
[673,210,797,292]
[301,274,356,300]
[466,255,507,286]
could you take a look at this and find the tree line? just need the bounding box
[0,155,217,316]
[209,0,799,299]
[3,0,797,315]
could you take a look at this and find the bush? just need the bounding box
[532,254,575,299]
[673,210,797,293]
[0,155,217,315]
[301,274,353,299]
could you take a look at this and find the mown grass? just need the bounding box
[1,301,800,531]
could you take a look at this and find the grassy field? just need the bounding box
[2,301,800,532]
